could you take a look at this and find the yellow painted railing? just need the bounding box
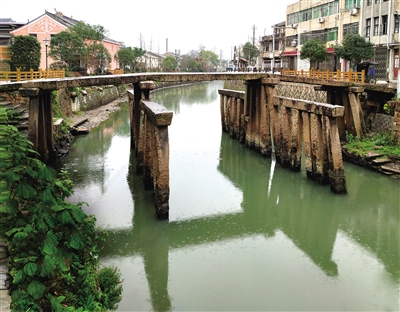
[109,69,124,75]
[281,68,365,84]
[0,68,65,82]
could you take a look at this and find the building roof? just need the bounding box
[9,10,121,46]
[44,11,121,45]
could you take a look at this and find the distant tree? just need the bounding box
[69,21,108,41]
[10,35,41,70]
[180,55,202,72]
[300,39,329,70]
[114,47,146,72]
[68,21,111,73]
[242,42,259,66]
[163,56,177,71]
[48,31,84,70]
[199,49,219,71]
[334,33,374,69]
[87,43,111,74]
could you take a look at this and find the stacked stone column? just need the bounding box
[128,82,173,219]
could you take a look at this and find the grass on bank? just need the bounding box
[343,132,400,158]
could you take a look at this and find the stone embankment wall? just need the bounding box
[69,85,120,113]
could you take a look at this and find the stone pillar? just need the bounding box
[289,108,302,171]
[310,113,326,184]
[244,80,258,148]
[347,86,365,137]
[21,88,54,163]
[335,91,346,141]
[322,116,347,194]
[133,81,155,174]
[218,90,245,143]
[260,77,279,157]
[271,98,282,161]
[220,95,226,131]
[140,100,173,219]
[127,90,135,148]
[302,111,313,178]
[392,102,400,142]
[142,115,154,190]
[278,102,291,168]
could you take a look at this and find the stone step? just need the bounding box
[372,158,391,165]
[380,165,400,175]
[365,151,384,160]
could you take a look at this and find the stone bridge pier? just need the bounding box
[19,88,55,163]
[128,81,173,219]
[219,78,347,194]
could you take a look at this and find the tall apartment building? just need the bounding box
[360,0,399,80]
[261,0,399,81]
[260,21,286,72]
[284,0,360,71]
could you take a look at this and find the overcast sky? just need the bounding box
[3,0,295,60]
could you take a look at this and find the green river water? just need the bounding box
[60,81,399,311]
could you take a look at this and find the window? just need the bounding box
[382,15,388,35]
[329,1,339,14]
[375,0,380,3]
[373,17,379,36]
[328,28,338,41]
[343,23,359,36]
[395,15,399,34]
[345,0,360,9]
[367,0,372,5]
[29,34,37,38]
[366,18,371,37]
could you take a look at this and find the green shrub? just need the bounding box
[0,105,122,311]
[98,267,123,310]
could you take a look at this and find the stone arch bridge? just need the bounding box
[0,73,396,218]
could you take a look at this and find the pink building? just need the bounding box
[11,10,121,71]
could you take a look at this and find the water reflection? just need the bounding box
[61,81,399,311]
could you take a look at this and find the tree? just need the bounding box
[48,31,84,70]
[300,39,329,70]
[69,21,108,42]
[199,49,219,71]
[180,55,202,72]
[114,47,146,72]
[242,42,260,66]
[334,33,374,69]
[68,22,111,73]
[163,56,177,71]
[10,35,41,70]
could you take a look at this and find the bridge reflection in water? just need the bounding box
[61,81,399,311]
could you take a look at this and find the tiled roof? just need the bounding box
[45,11,77,28]
[44,11,120,45]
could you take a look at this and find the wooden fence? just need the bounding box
[281,68,365,84]
[0,68,65,82]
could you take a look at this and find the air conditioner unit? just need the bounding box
[350,8,358,15]
[318,17,325,23]
[291,40,297,47]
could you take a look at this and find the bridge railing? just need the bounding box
[0,68,65,82]
[281,68,365,84]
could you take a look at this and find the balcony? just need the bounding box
[262,50,284,59]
